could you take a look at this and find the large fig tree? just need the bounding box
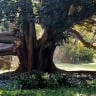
[0,0,96,73]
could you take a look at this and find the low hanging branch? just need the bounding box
[0,32,22,56]
[68,28,96,49]
[0,33,19,43]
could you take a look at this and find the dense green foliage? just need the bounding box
[0,71,96,96]
[0,0,17,22]
[0,0,96,44]
[59,43,94,63]
[9,72,95,90]
[1,87,96,96]
[38,0,96,45]
[39,0,95,29]
[0,68,96,96]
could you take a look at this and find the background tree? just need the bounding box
[0,0,96,73]
[54,19,96,64]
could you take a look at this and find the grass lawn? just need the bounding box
[0,87,96,96]
[56,63,96,71]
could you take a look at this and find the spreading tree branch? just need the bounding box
[0,33,20,43]
[0,33,22,56]
[68,28,96,49]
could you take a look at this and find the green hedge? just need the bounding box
[59,43,94,63]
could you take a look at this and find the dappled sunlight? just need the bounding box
[0,91,3,96]
[10,56,19,70]
[55,63,96,71]
[0,56,19,74]
[0,70,14,74]
[0,0,96,94]
[35,24,44,39]
[53,45,96,71]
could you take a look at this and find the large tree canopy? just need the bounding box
[0,0,96,73]
[38,0,96,44]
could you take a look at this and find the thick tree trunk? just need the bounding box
[0,28,96,74]
[37,28,58,73]
[39,46,57,73]
[16,22,38,72]
[16,45,28,72]
[16,27,58,73]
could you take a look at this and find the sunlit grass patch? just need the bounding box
[56,63,96,71]
[0,87,96,96]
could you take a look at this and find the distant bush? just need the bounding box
[58,42,94,63]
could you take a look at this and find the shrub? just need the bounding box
[13,71,47,89]
[12,72,95,89]
[58,43,94,63]
[0,71,95,90]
